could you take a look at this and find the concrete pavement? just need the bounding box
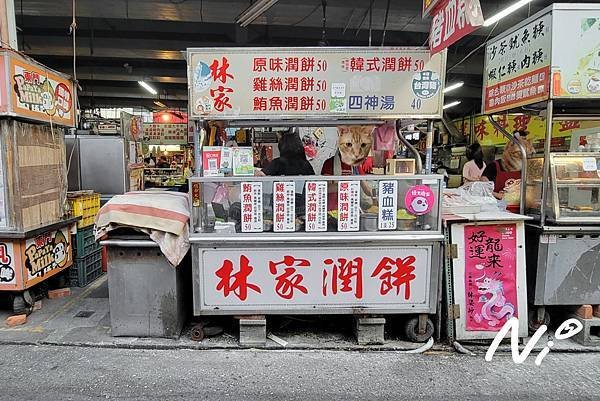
[0,344,598,400]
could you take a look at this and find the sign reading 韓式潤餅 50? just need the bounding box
[187,47,447,120]
[483,13,552,114]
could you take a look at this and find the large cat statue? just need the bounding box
[320,125,375,176]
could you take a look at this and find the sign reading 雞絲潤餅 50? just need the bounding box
[187,47,447,120]
[483,13,552,114]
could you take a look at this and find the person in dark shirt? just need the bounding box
[261,130,315,176]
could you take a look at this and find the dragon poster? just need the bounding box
[464,224,518,331]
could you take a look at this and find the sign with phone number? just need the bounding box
[188,47,447,120]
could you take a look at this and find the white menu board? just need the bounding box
[378,180,398,230]
[305,181,327,232]
[273,182,295,232]
[338,181,360,232]
[241,182,263,233]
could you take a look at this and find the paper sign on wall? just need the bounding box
[233,147,254,176]
[305,181,327,232]
[241,182,263,233]
[273,182,295,232]
[378,181,398,230]
[338,181,360,232]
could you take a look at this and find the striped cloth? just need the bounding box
[95,191,190,266]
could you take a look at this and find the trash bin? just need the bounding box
[102,236,188,339]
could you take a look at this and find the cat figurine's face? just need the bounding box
[337,125,374,166]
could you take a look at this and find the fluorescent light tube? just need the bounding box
[443,100,462,109]
[484,0,533,27]
[138,81,157,95]
[443,81,464,93]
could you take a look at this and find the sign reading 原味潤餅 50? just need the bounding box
[483,4,600,114]
[0,49,75,127]
[187,47,447,120]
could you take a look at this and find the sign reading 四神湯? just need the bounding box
[187,47,446,120]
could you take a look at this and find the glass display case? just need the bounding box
[190,175,443,235]
[526,153,600,224]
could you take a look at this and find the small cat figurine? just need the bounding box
[321,125,374,175]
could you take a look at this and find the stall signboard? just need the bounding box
[121,112,144,142]
[423,0,444,17]
[483,13,552,114]
[0,242,16,286]
[551,8,600,99]
[200,246,431,309]
[24,226,71,286]
[455,114,600,147]
[273,182,295,232]
[338,181,360,232]
[241,182,263,233]
[188,47,446,120]
[378,181,398,230]
[143,123,188,145]
[305,181,327,232]
[5,51,75,127]
[429,0,484,56]
[464,224,518,331]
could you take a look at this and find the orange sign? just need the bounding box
[8,53,75,127]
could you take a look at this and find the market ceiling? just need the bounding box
[16,0,596,117]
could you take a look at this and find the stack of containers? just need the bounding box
[68,191,103,287]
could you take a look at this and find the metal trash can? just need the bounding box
[102,237,187,339]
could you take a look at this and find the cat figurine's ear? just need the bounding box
[337,125,350,136]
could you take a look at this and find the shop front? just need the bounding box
[186,46,448,344]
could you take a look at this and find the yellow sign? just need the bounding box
[455,115,600,147]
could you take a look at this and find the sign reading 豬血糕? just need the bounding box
[200,246,431,309]
[24,227,71,283]
[143,123,187,145]
[429,0,484,56]
[483,13,552,113]
[187,47,446,120]
[9,53,75,127]
[378,181,398,230]
[273,182,295,233]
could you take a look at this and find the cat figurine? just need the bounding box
[321,125,375,175]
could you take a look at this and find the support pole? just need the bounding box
[425,120,434,174]
[540,100,553,226]
[395,119,422,174]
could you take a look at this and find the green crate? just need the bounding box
[73,226,101,259]
[69,249,103,288]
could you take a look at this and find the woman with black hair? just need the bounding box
[261,130,315,176]
[462,142,486,183]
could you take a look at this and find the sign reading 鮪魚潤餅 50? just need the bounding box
[483,13,552,114]
[187,47,446,120]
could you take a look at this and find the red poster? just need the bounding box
[429,0,484,56]
[464,224,518,331]
[484,66,550,114]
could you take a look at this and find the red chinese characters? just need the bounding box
[209,56,235,112]
[269,256,309,300]
[216,255,262,301]
[322,257,363,299]
[371,256,416,300]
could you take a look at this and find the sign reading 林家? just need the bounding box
[187,47,446,120]
[483,13,552,113]
[429,0,484,56]
[199,247,431,309]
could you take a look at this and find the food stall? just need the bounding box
[187,46,447,344]
[143,121,191,189]
[479,3,600,339]
[0,49,77,313]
